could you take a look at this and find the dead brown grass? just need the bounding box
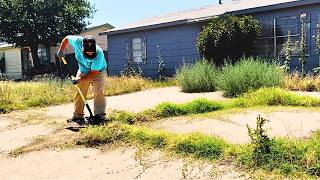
[283,72,320,92]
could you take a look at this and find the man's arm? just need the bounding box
[57,37,69,55]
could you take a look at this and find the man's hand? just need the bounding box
[71,77,80,85]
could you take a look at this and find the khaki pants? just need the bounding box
[73,71,106,118]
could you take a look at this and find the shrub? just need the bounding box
[218,57,284,97]
[176,60,220,93]
[197,15,260,65]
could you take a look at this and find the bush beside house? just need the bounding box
[176,61,219,93]
[196,15,261,65]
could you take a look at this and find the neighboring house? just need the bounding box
[0,23,113,79]
[102,0,320,77]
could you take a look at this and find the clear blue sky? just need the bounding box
[87,0,232,28]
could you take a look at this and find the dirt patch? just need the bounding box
[293,91,320,98]
[0,125,53,153]
[45,87,226,118]
[151,110,320,144]
[0,147,244,180]
[0,117,12,129]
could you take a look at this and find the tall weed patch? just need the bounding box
[176,60,220,93]
[218,57,284,97]
[283,72,320,92]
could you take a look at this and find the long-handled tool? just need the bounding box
[60,56,95,125]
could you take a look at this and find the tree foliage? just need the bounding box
[196,15,261,65]
[0,0,95,70]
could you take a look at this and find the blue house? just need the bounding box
[102,0,320,77]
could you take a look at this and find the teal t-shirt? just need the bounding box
[67,35,107,74]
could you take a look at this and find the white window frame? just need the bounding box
[130,36,146,64]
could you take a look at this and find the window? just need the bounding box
[130,37,146,63]
[0,52,5,74]
[37,47,50,65]
[275,15,300,56]
[255,20,274,57]
[255,14,310,57]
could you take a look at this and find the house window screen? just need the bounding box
[275,15,300,56]
[131,37,146,63]
[255,20,274,57]
[255,14,310,57]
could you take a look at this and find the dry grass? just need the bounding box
[283,72,320,92]
[105,76,176,96]
[0,76,176,113]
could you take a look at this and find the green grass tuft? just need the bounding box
[80,123,228,160]
[233,88,320,107]
[174,133,226,159]
[108,110,135,124]
[154,98,225,118]
[79,122,126,146]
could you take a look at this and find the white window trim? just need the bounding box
[130,36,147,64]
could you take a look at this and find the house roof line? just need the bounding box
[84,23,114,33]
[0,43,14,50]
[102,0,320,36]
[104,19,190,36]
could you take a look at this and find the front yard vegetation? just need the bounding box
[79,116,320,179]
[0,76,176,113]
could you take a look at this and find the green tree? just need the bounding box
[197,15,260,65]
[299,14,307,76]
[0,0,94,71]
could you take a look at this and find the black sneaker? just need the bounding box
[88,115,108,125]
[67,116,87,126]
